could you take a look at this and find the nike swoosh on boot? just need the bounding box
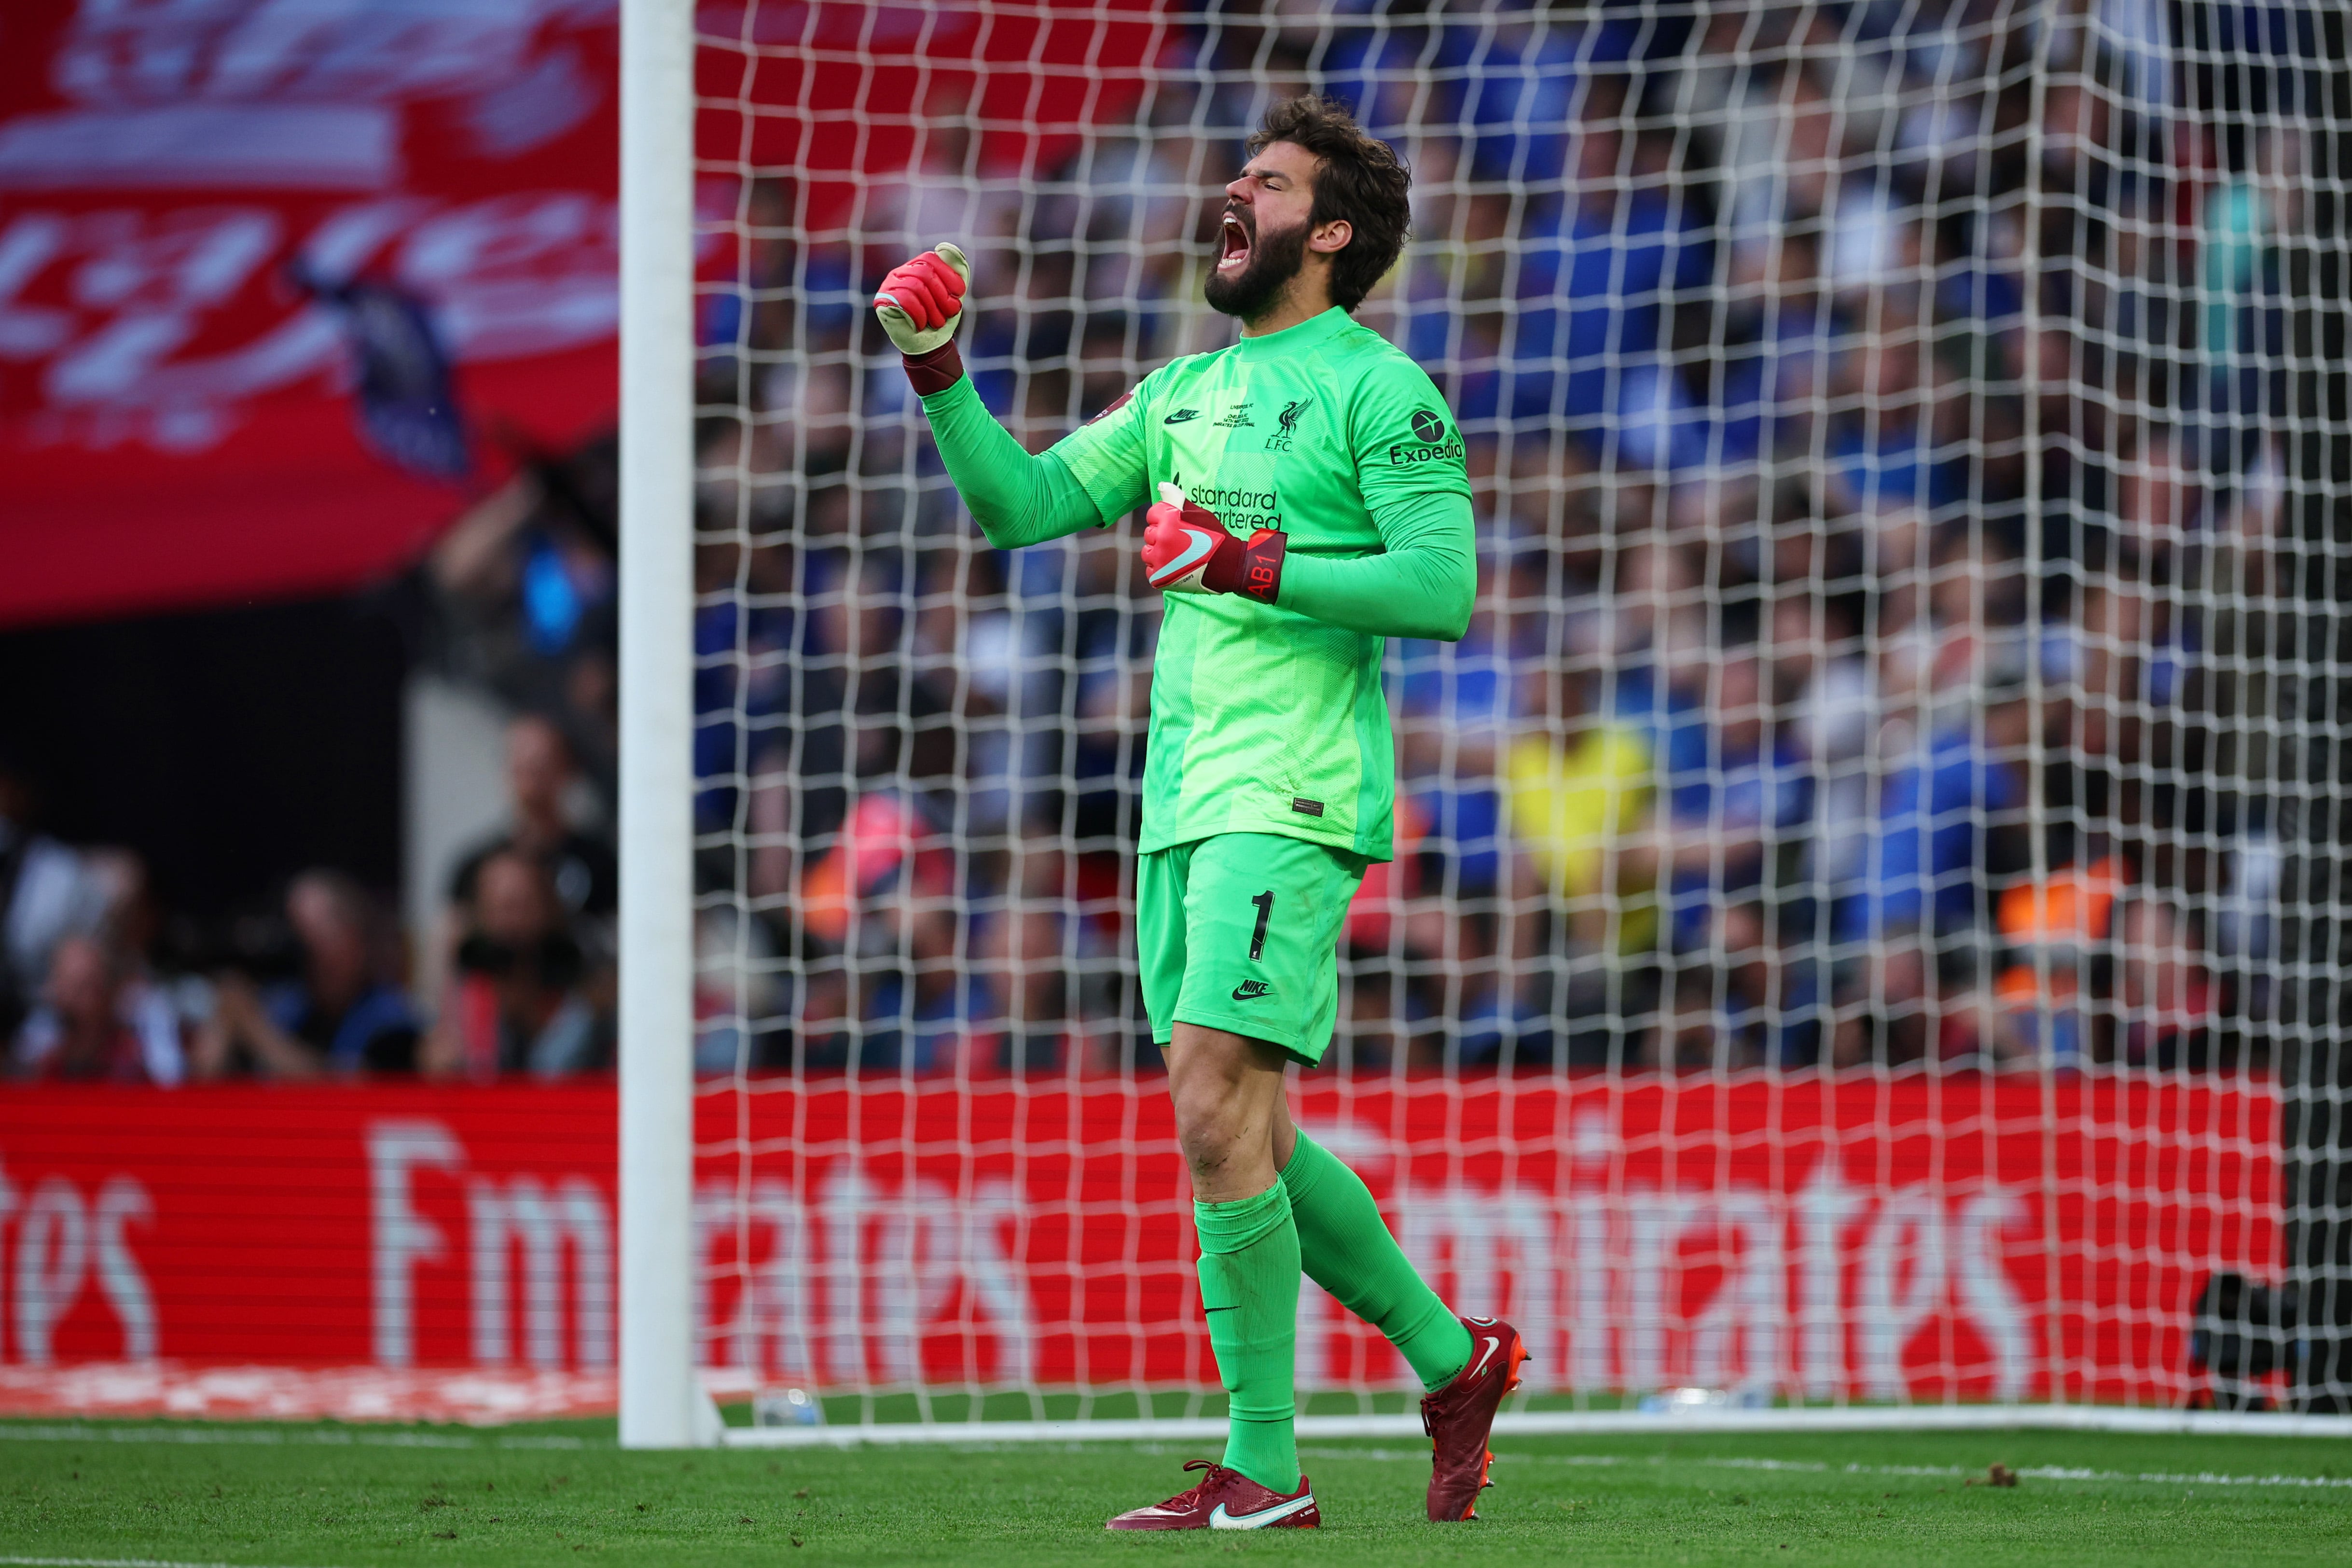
[1209,1496,1319,1529]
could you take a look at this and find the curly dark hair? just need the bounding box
[1247,95,1412,313]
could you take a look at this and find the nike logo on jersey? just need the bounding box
[1470,1334,1502,1379]
[1164,408,1201,423]
[1231,980,1271,1001]
[1209,1495,1316,1529]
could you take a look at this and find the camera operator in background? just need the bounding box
[423,848,612,1080]
[193,870,418,1079]
[444,714,617,930]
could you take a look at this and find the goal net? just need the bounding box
[670,0,2349,1431]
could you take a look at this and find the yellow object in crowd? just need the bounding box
[1504,724,1658,955]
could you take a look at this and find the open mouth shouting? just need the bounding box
[1218,209,1253,274]
[1202,199,1298,319]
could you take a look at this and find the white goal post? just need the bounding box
[618,0,702,1452]
[619,0,2352,1447]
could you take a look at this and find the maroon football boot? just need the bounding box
[1105,1459,1320,1530]
[1421,1314,1527,1521]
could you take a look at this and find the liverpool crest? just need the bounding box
[1263,398,1309,451]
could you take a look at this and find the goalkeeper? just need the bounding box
[875,96,1520,1531]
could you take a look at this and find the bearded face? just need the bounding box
[1204,200,1311,321]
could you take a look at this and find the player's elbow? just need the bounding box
[969,507,1023,550]
[966,486,1053,549]
[1421,572,1475,642]
[1417,527,1477,640]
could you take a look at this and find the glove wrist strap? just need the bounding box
[1204,528,1286,604]
[902,341,965,397]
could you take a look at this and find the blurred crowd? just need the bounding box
[680,0,2315,1079]
[2,716,616,1086]
[10,1,2322,1083]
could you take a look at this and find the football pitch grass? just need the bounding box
[3,1419,2348,1567]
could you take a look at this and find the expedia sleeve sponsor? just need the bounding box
[1387,408,1465,466]
[1349,359,1471,509]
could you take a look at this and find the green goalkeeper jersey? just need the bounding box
[916,305,1475,861]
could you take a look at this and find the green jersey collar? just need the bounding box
[1235,305,1353,361]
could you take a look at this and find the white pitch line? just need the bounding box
[717,1405,2352,1446]
[0,1425,590,1450]
[0,1558,354,1568]
[1294,1446,2352,1490]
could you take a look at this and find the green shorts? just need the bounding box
[1136,832,1369,1067]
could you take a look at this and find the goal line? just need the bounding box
[714,1405,2352,1449]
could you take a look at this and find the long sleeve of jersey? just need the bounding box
[1274,488,1476,642]
[917,376,1103,549]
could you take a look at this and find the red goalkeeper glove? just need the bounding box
[873,243,969,394]
[1142,482,1286,605]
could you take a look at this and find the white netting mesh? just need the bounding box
[682,1,2350,1422]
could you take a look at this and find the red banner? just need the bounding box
[695,0,1163,236]
[0,0,625,626]
[0,1,1173,628]
[0,1078,2278,1408]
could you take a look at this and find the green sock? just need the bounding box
[1194,1180,1301,1494]
[1282,1131,1473,1391]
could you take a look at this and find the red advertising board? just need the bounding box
[0,1077,2277,1410]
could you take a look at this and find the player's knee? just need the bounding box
[1167,1067,1245,1168]
[1165,1044,1251,1172]
[1166,1024,1288,1186]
